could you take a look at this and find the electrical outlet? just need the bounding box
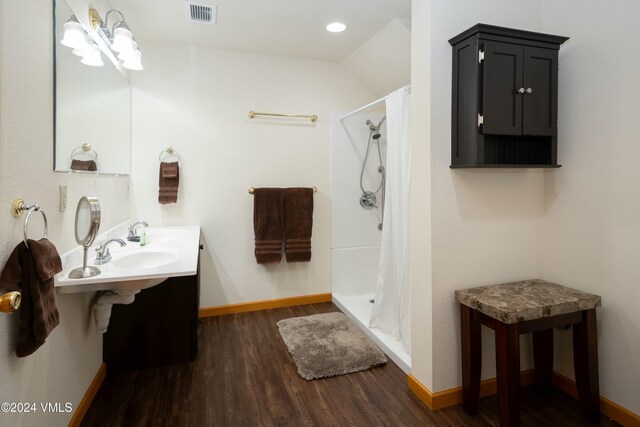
[59,185,67,212]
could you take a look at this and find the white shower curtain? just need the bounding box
[369,86,412,352]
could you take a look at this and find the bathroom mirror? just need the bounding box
[53,0,132,175]
[69,196,102,279]
[74,196,100,245]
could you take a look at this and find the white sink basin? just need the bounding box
[112,250,178,270]
[55,225,200,294]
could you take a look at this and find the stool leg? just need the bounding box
[460,304,481,414]
[573,309,600,423]
[496,321,520,427]
[532,329,553,392]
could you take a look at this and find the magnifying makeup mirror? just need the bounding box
[69,196,101,279]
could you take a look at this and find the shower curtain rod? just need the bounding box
[338,95,388,121]
[339,85,411,121]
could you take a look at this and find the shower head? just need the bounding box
[366,117,385,140]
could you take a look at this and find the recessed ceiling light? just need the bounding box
[326,22,346,33]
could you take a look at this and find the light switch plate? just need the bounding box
[59,185,67,212]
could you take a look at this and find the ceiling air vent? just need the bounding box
[185,2,216,25]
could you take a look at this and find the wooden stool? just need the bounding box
[455,279,601,427]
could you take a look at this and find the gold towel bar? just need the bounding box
[248,186,318,194]
[248,111,318,123]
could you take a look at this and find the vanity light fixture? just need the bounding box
[61,15,105,66]
[88,8,143,71]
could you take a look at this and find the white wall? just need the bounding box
[541,0,640,415]
[343,18,411,98]
[409,0,434,389]
[425,0,545,392]
[0,0,130,426]
[130,43,375,308]
[413,0,640,416]
[331,111,386,297]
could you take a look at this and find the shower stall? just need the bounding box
[330,86,412,373]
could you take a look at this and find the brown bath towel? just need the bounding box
[159,161,179,204]
[0,239,62,357]
[253,188,284,264]
[70,159,97,171]
[284,188,314,262]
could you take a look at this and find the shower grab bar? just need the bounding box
[248,111,318,123]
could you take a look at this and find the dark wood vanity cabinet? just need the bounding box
[449,24,569,168]
[103,262,200,373]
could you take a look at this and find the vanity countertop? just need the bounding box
[55,225,200,294]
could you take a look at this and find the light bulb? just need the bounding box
[117,41,138,61]
[80,43,104,67]
[111,25,133,53]
[122,51,143,70]
[60,16,89,50]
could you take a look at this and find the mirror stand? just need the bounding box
[69,246,101,278]
[68,196,102,279]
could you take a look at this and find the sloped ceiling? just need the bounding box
[342,18,411,98]
[108,0,411,62]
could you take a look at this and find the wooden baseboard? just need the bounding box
[408,371,639,426]
[408,370,536,410]
[199,293,332,318]
[68,363,106,427]
[552,371,640,427]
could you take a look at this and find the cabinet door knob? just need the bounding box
[516,87,525,94]
[526,87,533,94]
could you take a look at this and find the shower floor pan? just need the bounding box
[332,293,411,373]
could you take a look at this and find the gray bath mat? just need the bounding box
[277,312,387,380]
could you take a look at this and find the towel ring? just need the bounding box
[71,143,98,161]
[23,206,48,249]
[159,146,181,162]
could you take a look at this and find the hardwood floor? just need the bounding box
[81,303,620,427]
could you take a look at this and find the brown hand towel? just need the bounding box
[0,239,62,357]
[159,161,179,204]
[70,159,97,171]
[284,187,314,263]
[253,188,284,264]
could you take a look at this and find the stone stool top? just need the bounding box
[455,279,601,324]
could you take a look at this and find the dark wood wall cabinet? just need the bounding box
[449,24,569,168]
[103,263,200,373]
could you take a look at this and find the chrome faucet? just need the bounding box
[94,238,126,265]
[127,221,149,242]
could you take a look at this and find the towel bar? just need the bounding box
[159,146,181,162]
[248,111,318,123]
[11,198,49,249]
[248,186,318,194]
[71,143,98,161]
